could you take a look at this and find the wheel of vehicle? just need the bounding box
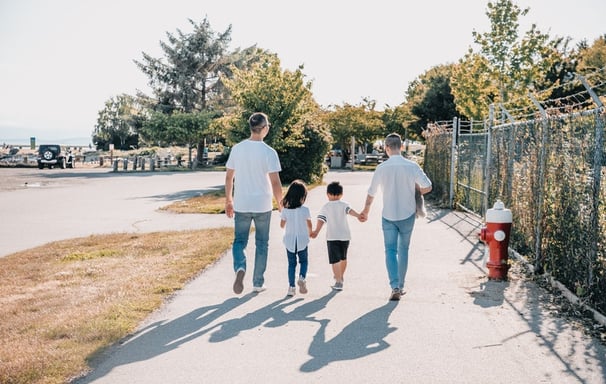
[60,158,66,169]
[68,158,75,168]
[43,150,53,160]
[38,162,44,169]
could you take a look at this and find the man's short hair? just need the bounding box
[385,133,402,151]
[326,181,343,196]
[249,112,269,133]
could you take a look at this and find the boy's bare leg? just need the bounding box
[332,263,342,282]
[330,262,343,290]
[340,260,347,281]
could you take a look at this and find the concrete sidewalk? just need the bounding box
[75,171,606,384]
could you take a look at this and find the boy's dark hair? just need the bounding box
[282,179,307,209]
[326,181,343,196]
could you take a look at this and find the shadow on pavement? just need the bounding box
[437,205,606,382]
[300,300,399,372]
[75,294,255,383]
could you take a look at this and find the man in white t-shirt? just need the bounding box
[225,112,283,294]
[360,133,432,301]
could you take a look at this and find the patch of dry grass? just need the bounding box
[160,189,226,214]
[160,186,293,214]
[0,228,232,384]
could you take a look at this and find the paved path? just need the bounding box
[2,168,604,383]
[70,171,606,384]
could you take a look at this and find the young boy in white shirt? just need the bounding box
[311,181,362,290]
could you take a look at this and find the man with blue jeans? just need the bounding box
[225,112,283,294]
[360,133,432,301]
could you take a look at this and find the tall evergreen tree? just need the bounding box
[134,18,232,113]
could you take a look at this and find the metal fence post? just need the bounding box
[483,105,493,216]
[579,74,604,286]
[529,92,548,272]
[449,117,458,208]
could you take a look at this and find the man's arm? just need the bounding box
[224,168,235,218]
[419,185,432,195]
[360,194,374,222]
[269,172,283,212]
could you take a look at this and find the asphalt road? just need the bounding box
[0,167,231,257]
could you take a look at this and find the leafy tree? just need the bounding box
[223,55,331,183]
[381,104,425,151]
[92,94,140,150]
[451,54,496,120]
[577,35,606,73]
[323,100,384,164]
[450,0,557,119]
[531,36,584,104]
[406,64,459,135]
[140,111,215,165]
[575,35,606,99]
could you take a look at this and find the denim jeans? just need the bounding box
[382,214,415,290]
[233,211,272,288]
[286,246,308,287]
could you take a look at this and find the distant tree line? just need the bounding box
[92,0,606,183]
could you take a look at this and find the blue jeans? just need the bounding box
[233,211,271,288]
[287,246,308,287]
[382,214,415,290]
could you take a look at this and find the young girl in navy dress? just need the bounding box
[280,180,313,296]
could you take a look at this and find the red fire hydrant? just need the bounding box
[480,200,512,280]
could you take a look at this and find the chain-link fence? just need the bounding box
[423,73,606,315]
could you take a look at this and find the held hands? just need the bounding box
[358,209,369,222]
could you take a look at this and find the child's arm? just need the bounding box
[306,218,313,237]
[311,219,325,239]
[348,207,361,220]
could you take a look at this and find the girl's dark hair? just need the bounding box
[282,179,307,209]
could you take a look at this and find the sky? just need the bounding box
[1,0,605,146]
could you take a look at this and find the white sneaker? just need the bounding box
[297,277,308,294]
[331,281,343,291]
[287,286,296,296]
[252,286,266,293]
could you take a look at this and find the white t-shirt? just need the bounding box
[280,206,311,253]
[317,200,353,241]
[367,154,432,221]
[226,139,282,212]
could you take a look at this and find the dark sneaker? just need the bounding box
[389,288,401,301]
[297,277,308,294]
[332,281,343,291]
[233,269,245,294]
